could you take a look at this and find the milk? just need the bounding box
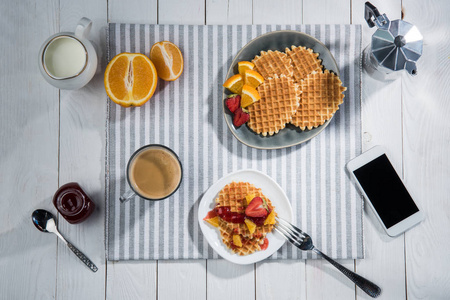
[44,36,86,78]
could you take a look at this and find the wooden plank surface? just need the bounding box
[0,0,59,299]
[401,0,450,299]
[206,0,252,24]
[2,0,450,299]
[56,0,108,298]
[352,1,407,299]
[106,261,157,299]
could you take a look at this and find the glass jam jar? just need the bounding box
[53,182,95,224]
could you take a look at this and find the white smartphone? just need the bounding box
[346,146,424,237]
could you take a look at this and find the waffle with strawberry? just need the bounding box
[204,181,277,256]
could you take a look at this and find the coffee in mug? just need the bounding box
[120,145,183,202]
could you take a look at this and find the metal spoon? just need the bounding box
[32,209,98,272]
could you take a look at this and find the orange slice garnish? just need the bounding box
[238,61,255,76]
[104,53,158,107]
[205,216,219,227]
[241,84,261,108]
[233,235,243,247]
[150,41,184,81]
[223,74,244,94]
[244,219,256,234]
[244,69,264,88]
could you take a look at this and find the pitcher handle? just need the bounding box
[75,17,92,40]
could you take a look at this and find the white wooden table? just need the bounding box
[1,0,449,299]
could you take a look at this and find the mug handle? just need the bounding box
[120,189,136,203]
[75,17,92,40]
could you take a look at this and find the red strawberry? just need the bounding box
[203,209,217,220]
[233,107,250,128]
[260,238,269,250]
[245,197,268,218]
[226,94,241,113]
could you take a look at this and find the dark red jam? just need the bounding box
[215,206,245,223]
[53,182,95,224]
[214,206,270,225]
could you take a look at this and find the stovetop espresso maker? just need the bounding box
[363,2,423,80]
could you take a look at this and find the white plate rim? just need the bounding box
[198,169,293,264]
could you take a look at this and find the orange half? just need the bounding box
[104,53,158,107]
[150,41,184,81]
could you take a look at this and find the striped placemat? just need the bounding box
[106,24,363,261]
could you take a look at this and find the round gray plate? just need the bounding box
[222,30,339,150]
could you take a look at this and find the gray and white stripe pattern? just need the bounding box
[106,24,363,261]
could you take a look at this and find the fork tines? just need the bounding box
[275,217,305,248]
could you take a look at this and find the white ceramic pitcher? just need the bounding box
[38,17,98,90]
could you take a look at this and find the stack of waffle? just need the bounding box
[215,181,276,256]
[246,45,346,135]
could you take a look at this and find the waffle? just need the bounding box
[215,181,263,213]
[247,75,301,136]
[224,220,274,239]
[252,50,293,79]
[218,218,264,256]
[290,70,347,130]
[285,46,323,82]
[215,182,276,238]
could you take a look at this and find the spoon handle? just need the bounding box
[67,242,98,272]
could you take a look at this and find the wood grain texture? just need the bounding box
[0,0,59,299]
[159,260,207,299]
[401,0,450,299]
[207,260,254,300]
[256,261,306,300]
[56,0,107,298]
[303,0,350,24]
[159,0,205,24]
[307,260,356,299]
[206,0,252,24]
[106,261,157,299]
[253,0,302,24]
[108,0,157,24]
[352,1,407,299]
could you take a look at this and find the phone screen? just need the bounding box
[353,154,419,228]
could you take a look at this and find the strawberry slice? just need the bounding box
[225,94,241,113]
[260,238,269,250]
[245,197,268,218]
[233,107,250,128]
[203,209,217,220]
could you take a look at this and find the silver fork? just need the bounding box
[275,217,381,298]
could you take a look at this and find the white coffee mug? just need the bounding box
[38,17,98,90]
